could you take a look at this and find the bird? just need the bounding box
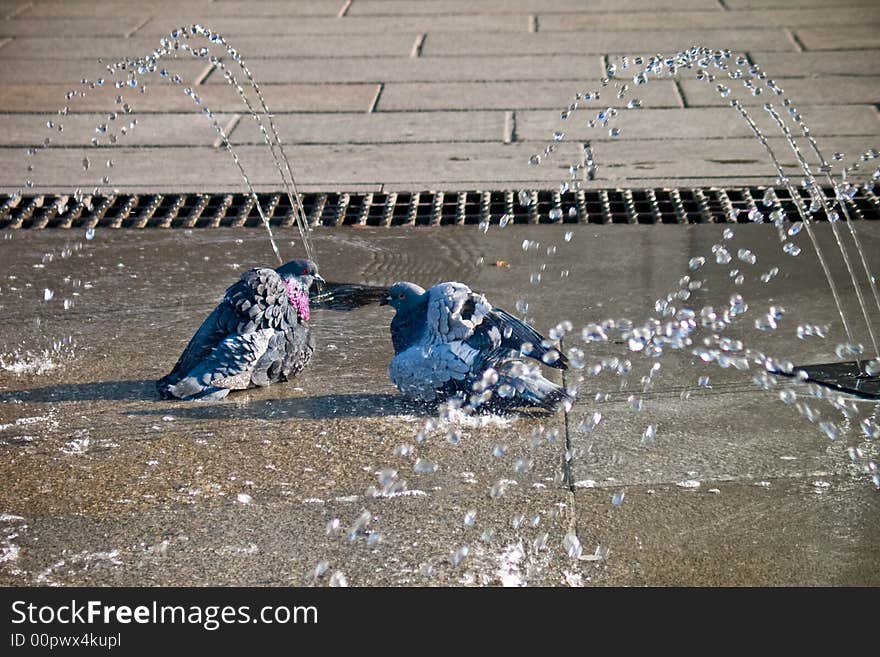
[157,258,323,401]
[380,281,573,411]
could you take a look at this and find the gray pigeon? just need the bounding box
[381,281,573,411]
[157,259,323,401]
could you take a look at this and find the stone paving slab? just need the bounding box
[138,15,530,36]
[420,30,795,56]
[7,136,877,193]
[204,55,607,84]
[20,0,348,19]
[0,143,569,192]
[573,480,879,587]
[606,50,880,78]
[1,491,580,586]
[0,58,212,85]
[0,226,876,586]
[0,35,416,59]
[678,76,880,107]
[0,83,379,113]
[0,113,237,147]
[6,134,878,192]
[740,51,880,77]
[0,18,146,38]
[377,81,681,111]
[515,106,880,141]
[348,0,722,15]
[589,136,874,180]
[727,0,877,7]
[228,111,506,144]
[0,111,506,148]
[376,177,795,191]
[538,9,878,31]
[795,25,880,51]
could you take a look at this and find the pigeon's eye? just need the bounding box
[398,293,405,299]
[301,267,309,274]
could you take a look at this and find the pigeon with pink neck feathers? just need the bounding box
[157,259,323,401]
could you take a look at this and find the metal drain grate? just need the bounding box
[1,187,878,229]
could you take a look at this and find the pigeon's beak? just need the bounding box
[379,294,391,306]
[314,274,326,286]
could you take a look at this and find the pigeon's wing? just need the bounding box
[220,267,299,334]
[166,328,277,400]
[425,282,491,343]
[158,304,228,393]
[481,306,568,369]
[424,282,566,369]
[389,342,477,401]
[310,281,390,311]
[158,268,297,393]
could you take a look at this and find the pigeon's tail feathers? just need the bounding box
[163,376,231,401]
[156,374,178,400]
[499,363,575,412]
[486,308,569,370]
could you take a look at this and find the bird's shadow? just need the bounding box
[134,392,432,421]
[0,379,156,403]
[0,379,426,418]
[1,379,553,421]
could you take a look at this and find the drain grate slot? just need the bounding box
[1,187,878,229]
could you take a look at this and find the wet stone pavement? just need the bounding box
[0,224,878,586]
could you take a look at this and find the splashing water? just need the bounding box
[332,46,880,584]
[5,39,879,586]
[19,24,315,265]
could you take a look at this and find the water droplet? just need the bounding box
[564,231,573,242]
[819,421,839,441]
[641,424,657,445]
[737,248,756,265]
[548,208,563,222]
[578,411,602,434]
[236,493,252,504]
[563,531,582,559]
[609,127,620,138]
[329,571,348,587]
[413,458,438,474]
[464,510,476,526]
[688,256,706,271]
[85,227,95,241]
[499,213,511,228]
[612,491,625,506]
[783,242,801,256]
[451,545,470,567]
[43,288,54,302]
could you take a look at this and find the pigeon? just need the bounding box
[157,259,323,401]
[380,281,573,411]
